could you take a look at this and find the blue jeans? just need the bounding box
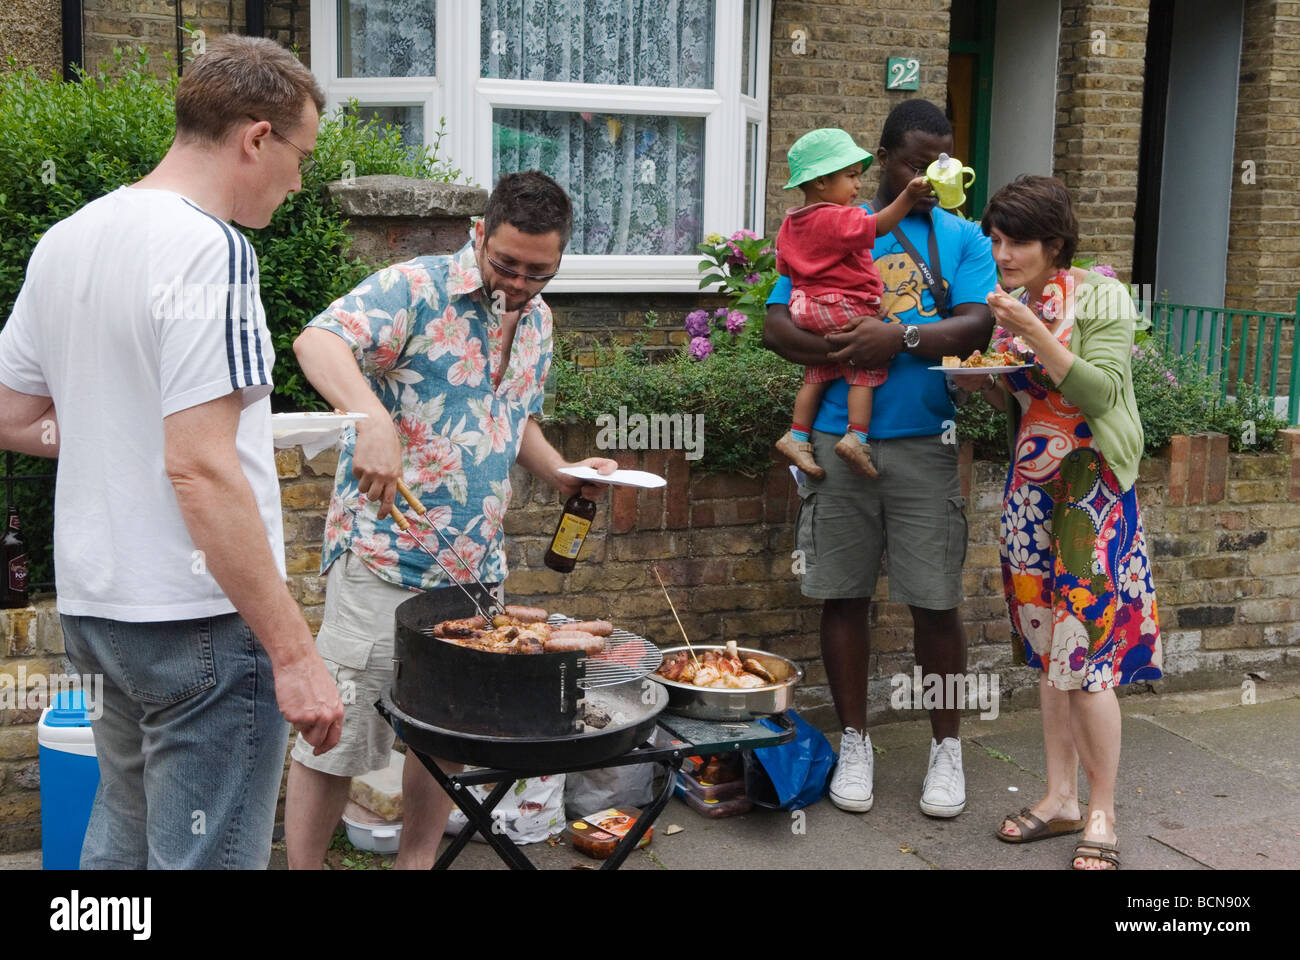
[61,613,288,869]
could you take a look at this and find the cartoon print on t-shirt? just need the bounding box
[874,252,950,321]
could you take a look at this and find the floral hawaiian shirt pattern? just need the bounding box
[309,241,552,591]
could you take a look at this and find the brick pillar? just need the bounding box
[0,0,62,76]
[766,0,951,233]
[1053,0,1149,283]
[326,176,488,265]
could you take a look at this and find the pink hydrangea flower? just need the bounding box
[725,310,746,334]
[689,335,714,360]
[1092,264,1118,278]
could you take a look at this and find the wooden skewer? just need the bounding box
[653,565,698,665]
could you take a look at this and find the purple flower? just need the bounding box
[760,246,773,256]
[1069,647,1087,672]
[689,335,714,360]
[713,307,729,327]
[684,309,710,338]
[1164,370,1178,387]
[726,242,746,266]
[725,310,747,334]
[1092,264,1118,278]
[744,273,761,284]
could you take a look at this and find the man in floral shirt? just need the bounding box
[283,172,615,869]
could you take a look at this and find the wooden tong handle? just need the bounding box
[388,505,410,530]
[395,478,426,516]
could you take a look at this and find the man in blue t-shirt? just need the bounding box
[764,100,997,819]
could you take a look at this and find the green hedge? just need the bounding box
[0,52,460,588]
[554,328,1289,475]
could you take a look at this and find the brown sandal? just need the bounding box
[995,807,1086,844]
[1071,839,1121,870]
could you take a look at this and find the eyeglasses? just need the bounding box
[248,115,315,175]
[485,253,560,284]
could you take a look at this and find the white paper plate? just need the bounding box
[557,466,667,489]
[271,412,369,436]
[929,364,1033,374]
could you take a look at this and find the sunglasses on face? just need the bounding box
[484,252,560,284]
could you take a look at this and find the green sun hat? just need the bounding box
[784,128,874,189]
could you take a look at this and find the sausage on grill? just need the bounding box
[544,631,606,654]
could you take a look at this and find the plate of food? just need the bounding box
[272,411,370,454]
[557,466,666,489]
[930,349,1033,374]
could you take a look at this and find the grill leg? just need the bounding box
[600,755,684,870]
[409,750,538,870]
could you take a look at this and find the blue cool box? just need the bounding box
[38,688,100,870]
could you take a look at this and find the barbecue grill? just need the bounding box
[391,582,662,739]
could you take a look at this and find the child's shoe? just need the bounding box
[776,431,825,479]
[834,432,879,478]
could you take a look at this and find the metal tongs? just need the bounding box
[388,478,504,621]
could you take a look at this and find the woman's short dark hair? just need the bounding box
[981,175,1079,269]
[484,171,573,248]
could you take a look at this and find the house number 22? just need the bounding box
[886,57,920,91]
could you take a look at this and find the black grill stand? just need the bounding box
[377,704,796,870]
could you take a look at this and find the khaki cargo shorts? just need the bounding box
[290,550,418,777]
[793,431,968,610]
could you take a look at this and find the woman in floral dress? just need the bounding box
[952,176,1161,870]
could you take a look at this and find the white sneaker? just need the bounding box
[920,737,966,818]
[829,727,874,812]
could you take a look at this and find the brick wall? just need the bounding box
[1052,0,1148,284]
[81,0,310,79]
[1225,0,1299,399]
[1226,0,1300,317]
[4,429,1299,850]
[766,0,952,234]
[0,0,62,76]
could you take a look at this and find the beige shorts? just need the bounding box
[290,550,418,777]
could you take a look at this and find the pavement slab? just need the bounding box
[1149,818,1300,870]
[1132,698,1300,793]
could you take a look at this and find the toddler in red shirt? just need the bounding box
[774,128,933,479]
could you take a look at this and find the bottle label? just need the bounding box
[9,553,27,594]
[7,513,17,532]
[550,514,592,560]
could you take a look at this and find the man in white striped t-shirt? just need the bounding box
[0,35,343,868]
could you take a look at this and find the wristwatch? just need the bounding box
[902,325,921,351]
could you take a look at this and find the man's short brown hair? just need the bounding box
[484,171,573,248]
[174,34,325,144]
[981,175,1079,269]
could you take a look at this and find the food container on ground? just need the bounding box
[341,800,403,854]
[673,782,753,819]
[564,807,653,860]
[676,768,746,803]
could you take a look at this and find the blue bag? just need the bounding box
[743,711,836,810]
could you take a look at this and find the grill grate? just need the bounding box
[547,615,663,690]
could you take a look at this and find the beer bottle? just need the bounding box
[2,506,29,608]
[543,494,596,573]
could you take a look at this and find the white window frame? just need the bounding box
[311,0,771,292]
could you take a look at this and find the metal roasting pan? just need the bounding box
[654,645,803,720]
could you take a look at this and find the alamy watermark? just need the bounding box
[890,667,1000,720]
[595,405,704,461]
[0,667,104,720]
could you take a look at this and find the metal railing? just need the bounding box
[1141,293,1300,426]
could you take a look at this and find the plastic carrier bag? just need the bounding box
[743,711,835,810]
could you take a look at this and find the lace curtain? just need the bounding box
[482,0,714,255]
[338,0,437,78]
